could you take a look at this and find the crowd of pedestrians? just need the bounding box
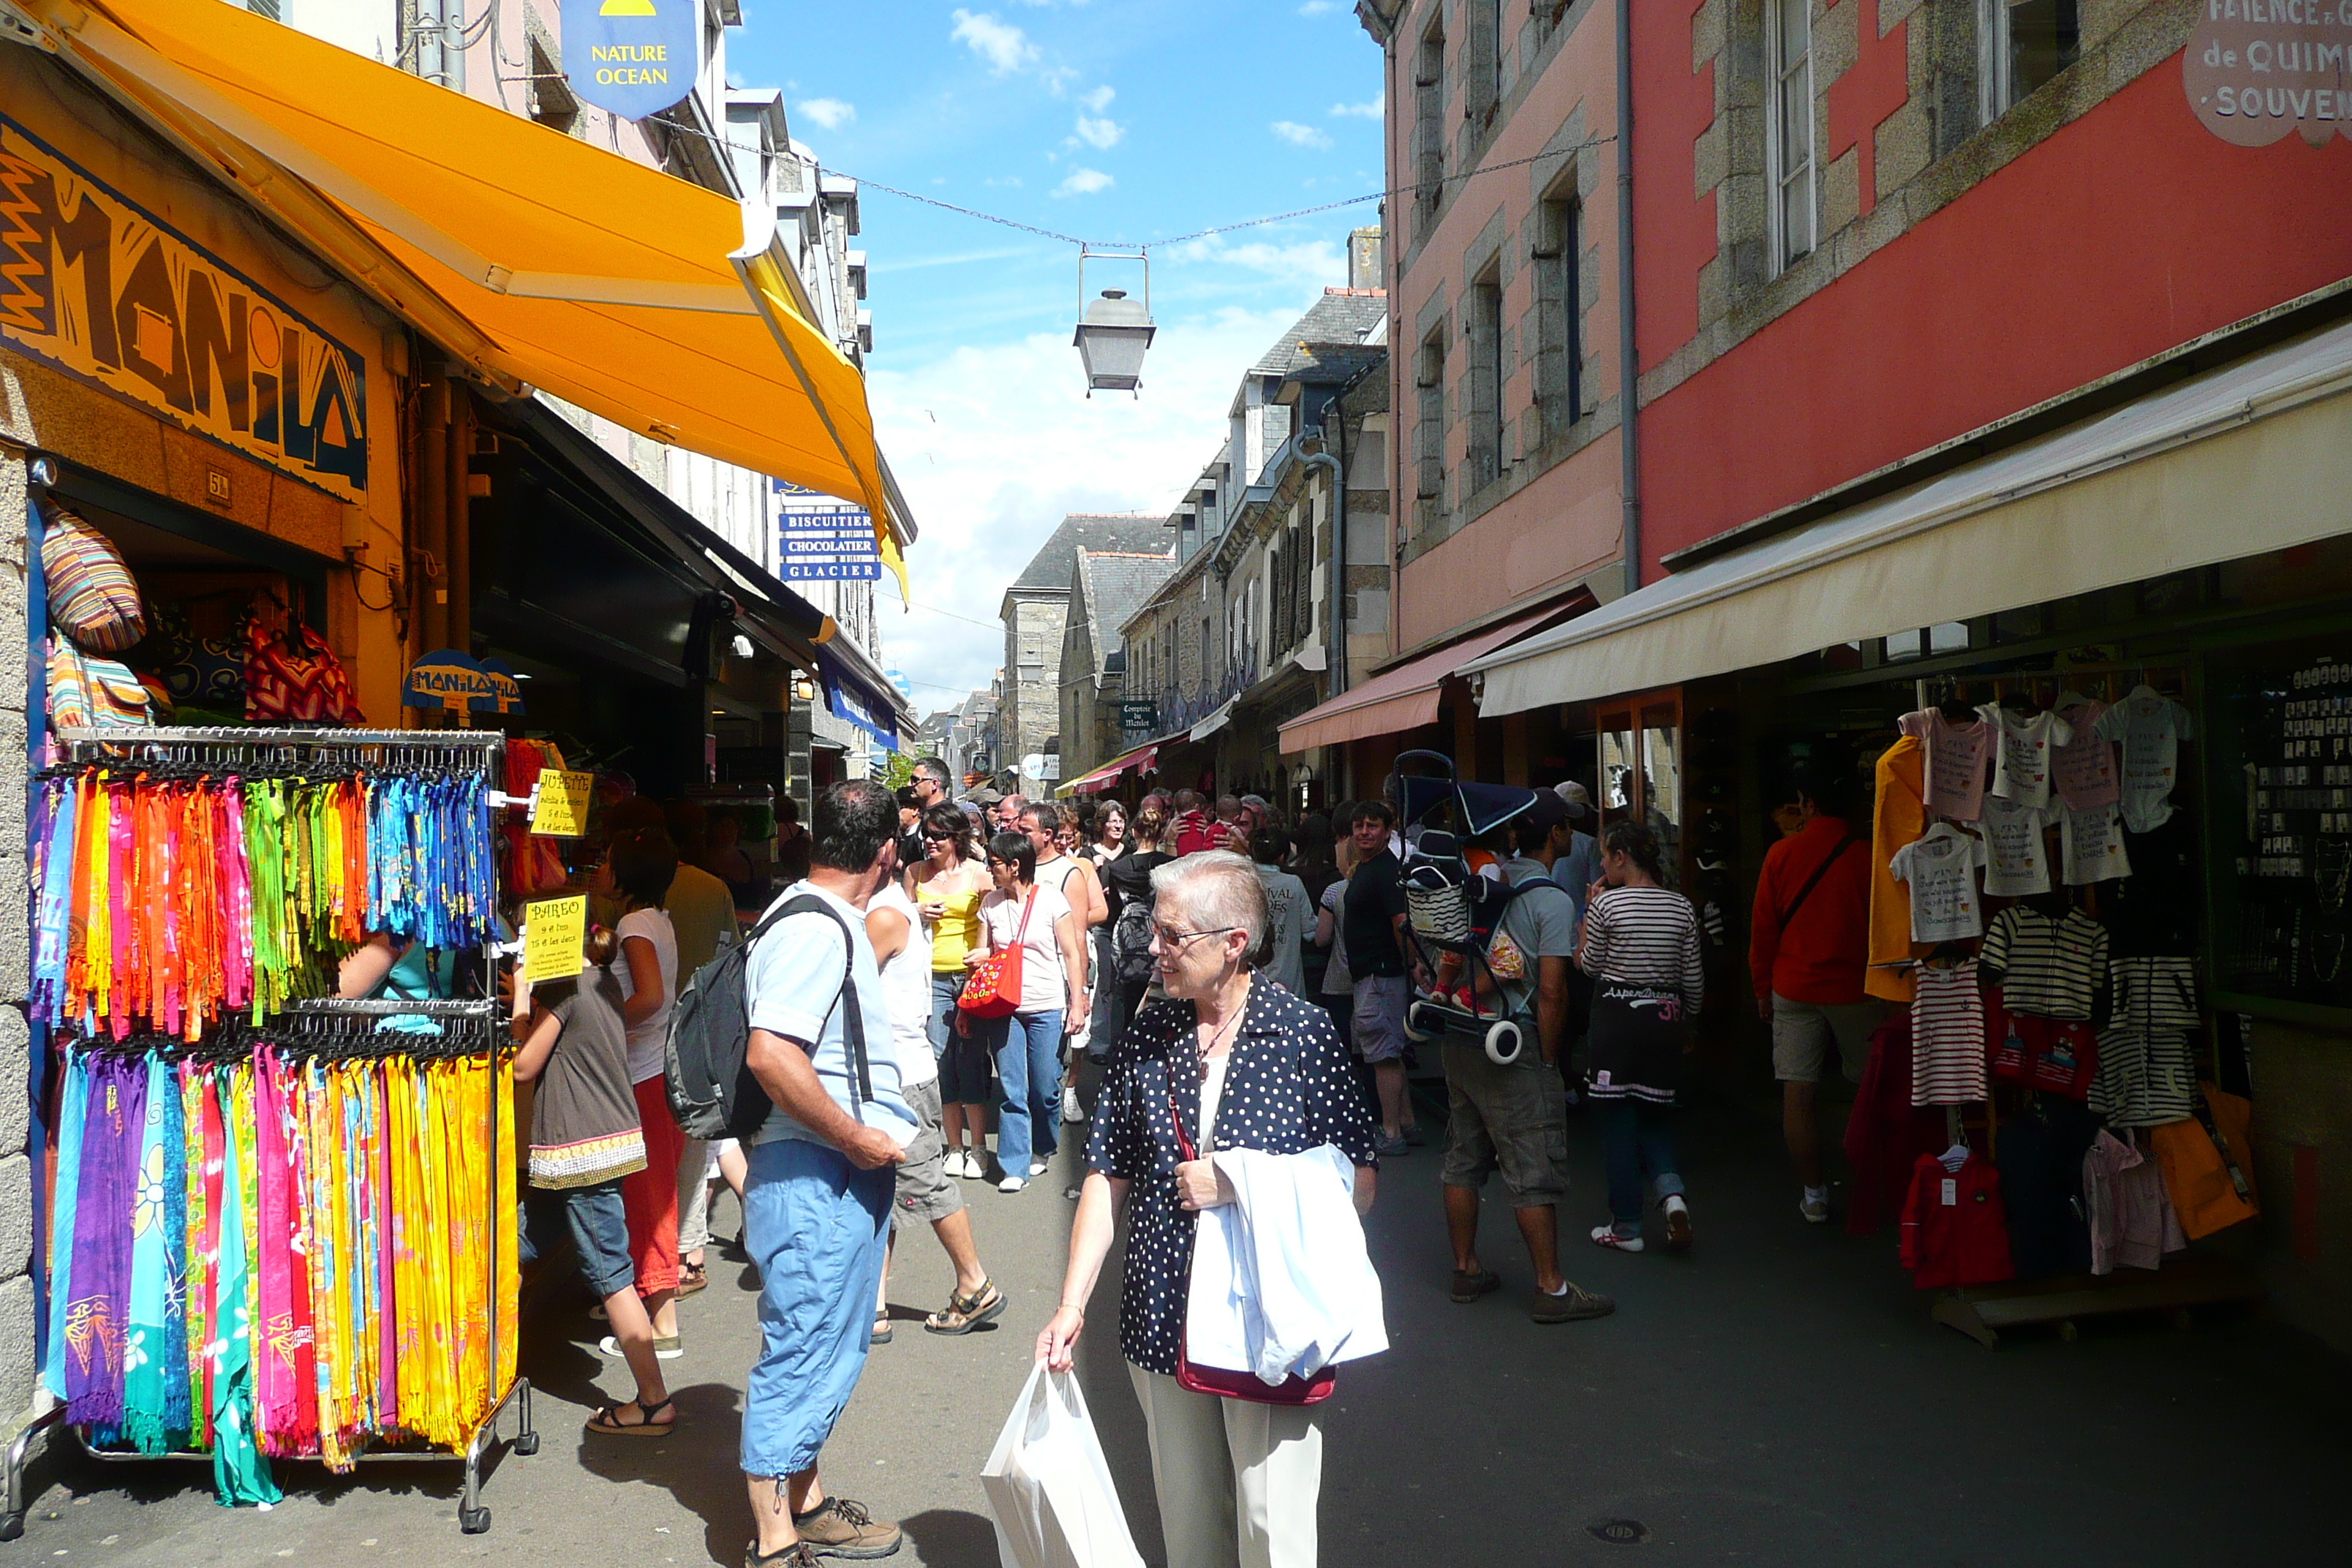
[510,755,1719,1568]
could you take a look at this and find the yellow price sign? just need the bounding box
[523,894,587,984]
[531,769,596,837]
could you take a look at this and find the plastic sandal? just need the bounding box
[587,1395,676,1436]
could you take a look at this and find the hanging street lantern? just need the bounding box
[1074,247,1155,396]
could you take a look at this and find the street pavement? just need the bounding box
[14,1082,2347,1565]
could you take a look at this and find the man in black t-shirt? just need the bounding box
[1343,799,1422,1153]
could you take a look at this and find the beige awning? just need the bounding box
[1467,319,2352,717]
[1276,607,1565,755]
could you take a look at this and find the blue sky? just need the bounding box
[727,1,1387,713]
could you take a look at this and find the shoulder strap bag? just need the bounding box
[958,889,1036,1019]
[1776,829,1856,930]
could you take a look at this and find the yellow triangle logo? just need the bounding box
[600,0,657,14]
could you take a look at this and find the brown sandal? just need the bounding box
[677,1262,709,1299]
[587,1395,676,1436]
[924,1279,1007,1335]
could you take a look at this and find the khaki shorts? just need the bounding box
[1771,995,1887,1085]
[1439,1043,1569,1206]
[893,1077,964,1224]
[1352,974,1410,1063]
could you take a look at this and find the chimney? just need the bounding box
[1348,226,1384,291]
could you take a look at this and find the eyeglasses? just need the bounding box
[1151,921,1239,949]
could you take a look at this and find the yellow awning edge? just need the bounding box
[29,0,907,557]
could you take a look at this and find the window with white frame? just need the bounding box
[1767,0,1815,274]
[1980,0,2080,122]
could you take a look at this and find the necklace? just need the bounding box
[1194,976,1252,1063]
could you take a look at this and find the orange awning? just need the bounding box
[28,0,905,578]
[1276,606,1573,754]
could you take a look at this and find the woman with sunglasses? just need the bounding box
[913,804,995,1178]
[1039,851,1378,1568]
[965,832,1090,1192]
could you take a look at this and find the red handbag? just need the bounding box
[957,889,1033,1019]
[1169,1082,1337,1406]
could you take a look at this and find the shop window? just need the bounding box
[1533,189,1582,441]
[1979,0,2079,121]
[1929,621,1970,655]
[1466,264,1506,492]
[1767,0,1816,274]
[1885,628,1924,661]
[1596,691,1683,887]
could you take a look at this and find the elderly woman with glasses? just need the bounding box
[1037,851,1377,1568]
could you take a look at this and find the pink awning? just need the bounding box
[1276,606,1572,755]
[1061,742,1158,796]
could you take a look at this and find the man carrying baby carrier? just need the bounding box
[1441,791,1616,1324]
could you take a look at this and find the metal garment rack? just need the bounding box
[7,727,532,1539]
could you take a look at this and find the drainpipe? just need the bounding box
[1614,0,1642,598]
[1303,429,1345,698]
[415,372,449,656]
[447,382,473,660]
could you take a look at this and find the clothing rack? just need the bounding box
[10,728,531,1543]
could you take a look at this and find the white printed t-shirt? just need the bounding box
[2095,686,2195,832]
[1976,794,2052,898]
[1978,704,2072,810]
[2060,800,2133,886]
[980,882,1076,1015]
[1889,824,1987,943]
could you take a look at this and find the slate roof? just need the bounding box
[1072,549,1177,677]
[1250,288,1389,377]
[1009,513,1176,595]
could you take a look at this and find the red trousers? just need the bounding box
[622,1077,683,1295]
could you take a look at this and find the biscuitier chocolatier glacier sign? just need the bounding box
[2184,0,2352,146]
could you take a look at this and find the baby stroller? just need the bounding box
[1391,751,1554,1065]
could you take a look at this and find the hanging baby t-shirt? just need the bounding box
[1889,823,1987,943]
[2051,696,2119,810]
[1978,704,2072,810]
[2059,799,2133,886]
[2094,686,2194,833]
[1977,794,2053,897]
[1898,709,1994,821]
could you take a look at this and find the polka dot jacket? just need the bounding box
[1085,976,1379,1376]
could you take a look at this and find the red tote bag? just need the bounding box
[957,889,1034,1019]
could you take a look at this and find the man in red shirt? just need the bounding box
[1749,763,1884,1224]
[1170,788,1215,856]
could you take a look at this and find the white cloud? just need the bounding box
[1330,90,1384,118]
[1074,113,1124,149]
[1079,85,1115,113]
[1162,233,1349,288]
[1298,1,1338,13]
[950,10,1039,74]
[1054,166,1114,197]
[870,303,1324,700]
[796,97,856,130]
[1270,120,1335,150]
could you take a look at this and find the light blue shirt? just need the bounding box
[1556,830,1601,938]
[744,881,917,1147]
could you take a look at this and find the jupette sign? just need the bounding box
[560,0,701,121]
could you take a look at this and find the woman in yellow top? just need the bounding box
[911,802,995,1177]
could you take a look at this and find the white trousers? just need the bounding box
[1128,1365,1324,1568]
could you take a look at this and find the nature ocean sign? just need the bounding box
[560,0,701,121]
[0,116,368,503]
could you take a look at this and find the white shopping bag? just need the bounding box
[981,1362,1148,1568]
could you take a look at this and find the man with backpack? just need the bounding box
[1441,791,1616,1324]
[1750,764,1881,1225]
[728,780,918,1567]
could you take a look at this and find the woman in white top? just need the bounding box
[597,829,687,1356]
[966,831,1088,1192]
[867,880,1006,1341]
[1022,803,1108,1123]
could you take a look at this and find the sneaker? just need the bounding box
[952,1150,980,1180]
[790,1494,902,1560]
[1531,1283,1618,1324]
[1800,1189,1831,1224]
[1402,1123,1428,1147]
[1662,1195,1694,1252]
[1029,1159,1049,1177]
[997,1176,1027,1194]
[1373,1131,1409,1158]
[1448,1267,1502,1304]
[600,1333,685,1362]
[746,1543,821,1568]
[1589,1225,1645,1253]
[1061,1087,1085,1123]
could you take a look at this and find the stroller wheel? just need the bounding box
[1484,1018,1524,1066]
[1403,1000,1439,1042]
